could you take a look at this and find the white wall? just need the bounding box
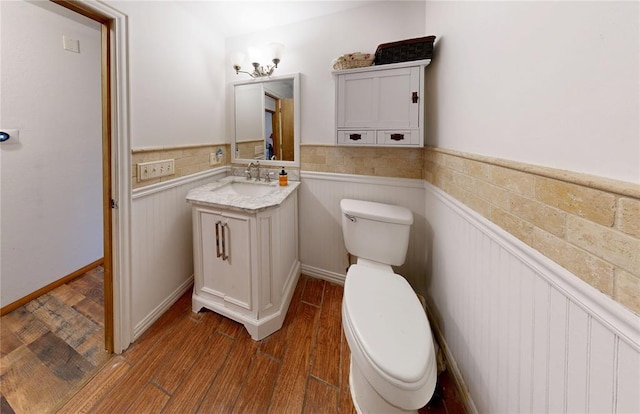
[225,1,427,145]
[108,1,227,148]
[424,1,639,183]
[0,1,103,306]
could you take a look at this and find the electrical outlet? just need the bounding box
[254,145,263,155]
[137,159,175,181]
[210,153,220,166]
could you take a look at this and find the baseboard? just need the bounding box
[0,258,104,316]
[300,263,345,285]
[133,276,194,340]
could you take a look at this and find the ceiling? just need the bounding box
[174,0,380,38]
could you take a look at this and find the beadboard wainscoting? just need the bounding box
[131,168,228,339]
[299,171,427,293]
[424,182,640,414]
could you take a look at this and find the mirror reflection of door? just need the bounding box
[280,98,294,161]
[264,95,294,161]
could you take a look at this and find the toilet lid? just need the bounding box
[344,265,430,384]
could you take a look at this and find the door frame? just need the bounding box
[54,0,132,354]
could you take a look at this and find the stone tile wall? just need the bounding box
[131,144,230,189]
[424,147,640,315]
[300,144,424,179]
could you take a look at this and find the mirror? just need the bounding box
[232,73,300,167]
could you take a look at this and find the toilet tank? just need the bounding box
[340,199,413,266]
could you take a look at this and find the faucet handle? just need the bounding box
[265,171,274,182]
[254,162,261,181]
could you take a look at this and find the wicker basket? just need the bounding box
[374,36,436,65]
[332,52,375,70]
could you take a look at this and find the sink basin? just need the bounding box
[211,181,278,197]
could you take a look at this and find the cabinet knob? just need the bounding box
[412,92,419,104]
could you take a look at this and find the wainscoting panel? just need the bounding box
[299,172,427,291]
[131,169,226,338]
[424,182,640,414]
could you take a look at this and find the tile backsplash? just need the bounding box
[300,144,423,179]
[132,144,230,189]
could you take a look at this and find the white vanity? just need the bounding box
[186,176,300,340]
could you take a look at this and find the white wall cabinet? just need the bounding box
[334,60,430,147]
[191,190,300,340]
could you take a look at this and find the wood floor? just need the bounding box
[0,266,109,414]
[57,274,467,414]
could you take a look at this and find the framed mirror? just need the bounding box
[232,73,300,167]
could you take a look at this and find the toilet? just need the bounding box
[340,199,437,413]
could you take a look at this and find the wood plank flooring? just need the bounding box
[0,266,109,414]
[57,275,467,414]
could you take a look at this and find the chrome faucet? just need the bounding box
[248,161,261,181]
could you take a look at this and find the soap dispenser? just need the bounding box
[279,168,288,186]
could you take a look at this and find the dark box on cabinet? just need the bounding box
[374,35,436,65]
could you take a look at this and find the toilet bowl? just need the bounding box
[343,265,437,413]
[340,199,437,413]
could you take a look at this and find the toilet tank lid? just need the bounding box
[340,199,413,225]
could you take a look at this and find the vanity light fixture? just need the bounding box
[233,42,284,78]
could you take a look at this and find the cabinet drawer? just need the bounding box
[376,130,419,145]
[337,130,375,145]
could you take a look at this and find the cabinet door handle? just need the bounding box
[390,133,405,141]
[349,133,362,141]
[221,222,229,261]
[215,221,223,258]
[412,92,419,103]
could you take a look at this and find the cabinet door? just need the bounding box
[337,66,420,129]
[377,67,420,128]
[199,210,252,311]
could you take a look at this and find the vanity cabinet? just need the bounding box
[190,189,299,340]
[334,59,430,147]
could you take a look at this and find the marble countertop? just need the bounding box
[186,176,300,213]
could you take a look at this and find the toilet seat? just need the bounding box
[354,258,393,273]
[343,265,437,409]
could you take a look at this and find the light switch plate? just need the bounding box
[63,36,80,53]
[137,159,175,181]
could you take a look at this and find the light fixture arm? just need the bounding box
[234,58,281,78]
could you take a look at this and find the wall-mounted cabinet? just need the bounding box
[334,59,430,147]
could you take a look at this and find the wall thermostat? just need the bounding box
[0,129,19,144]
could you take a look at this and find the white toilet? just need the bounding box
[340,199,437,413]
